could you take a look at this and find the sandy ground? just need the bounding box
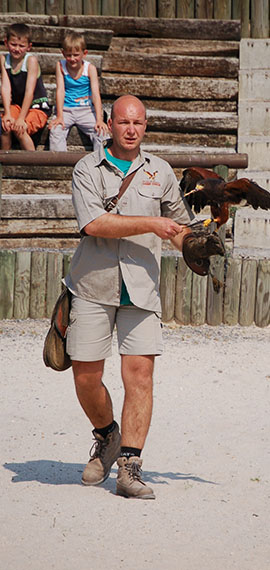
[1,318,270,570]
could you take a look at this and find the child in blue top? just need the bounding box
[49,31,108,151]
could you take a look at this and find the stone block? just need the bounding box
[240,39,270,70]
[238,101,270,136]
[239,69,270,102]
[237,137,270,170]
[233,208,270,258]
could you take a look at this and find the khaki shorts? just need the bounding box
[66,296,163,362]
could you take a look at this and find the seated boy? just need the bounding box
[0,23,51,151]
[49,31,108,152]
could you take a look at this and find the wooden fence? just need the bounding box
[0,0,269,38]
[0,248,269,327]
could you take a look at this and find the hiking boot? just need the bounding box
[82,423,121,486]
[116,456,155,499]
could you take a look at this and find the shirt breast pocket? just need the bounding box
[137,186,163,216]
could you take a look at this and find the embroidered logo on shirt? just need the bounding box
[142,169,160,186]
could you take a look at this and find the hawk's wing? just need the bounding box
[180,167,223,214]
[224,179,270,210]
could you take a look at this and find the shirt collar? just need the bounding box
[95,139,150,171]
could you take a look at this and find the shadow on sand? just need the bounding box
[3,460,218,488]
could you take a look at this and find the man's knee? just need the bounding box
[72,360,105,389]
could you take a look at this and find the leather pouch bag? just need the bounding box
[43,287,72,371]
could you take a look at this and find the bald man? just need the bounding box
[64,95,193,499]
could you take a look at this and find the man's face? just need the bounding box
[107,99,147,159]
[5,35,31,61]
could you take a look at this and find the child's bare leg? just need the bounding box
[1,131,12,150]
[15,131,35,151]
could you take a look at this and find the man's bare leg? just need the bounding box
[72,359,121,485]
[116,354,155,498]
[121,354,154,449]
[72,359,113,428]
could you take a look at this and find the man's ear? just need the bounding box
[107,118,112,133]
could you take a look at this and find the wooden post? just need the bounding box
[251,0,269,38]
[9,0,26,11]
[0,1,8,11]
[83,0,101,14]
[158,0,176,18]
[177,0,195,18]
[175,257,192,325]
[138,0,156,17]
[241,0,250,38]
[120,0,138,16]
[102,0,120,15]
[191,274,207,325]
[196,0,214,19]
[13,251,31,320]
[239,258,257,325]
[30,251,47,319]
[63,252,73,283]
[223,256,242,325]
[206,255,224,325]
[46,252,63,318]
[65,0,83,14]
[255,259,270,327]
[0,163,2,219]
[0,250,15,319]
[214,0,231,19]
[46,0,64,14]
[160,256,177,322]
[27,0,46,13]
[213,164,228,180]
[232,0,241,19]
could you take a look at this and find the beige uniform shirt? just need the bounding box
[64,144,193,315]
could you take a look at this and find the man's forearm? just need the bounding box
[84,213,156,238]
[83,213,188,241]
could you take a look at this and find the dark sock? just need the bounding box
[120,446,141,458]
[94,420,116,439]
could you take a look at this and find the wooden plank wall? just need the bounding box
[0,1,269,38]
[0,249,269,327]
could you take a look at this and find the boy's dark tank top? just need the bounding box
[5,53,51,116]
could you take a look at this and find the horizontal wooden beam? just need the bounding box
[0,218,78,233]
[0,24,113,49]
[99,74,238,101]
[0,151,248,168]
[1,195,75,219]
[102,53,239,78]
[58,16,241,40]
[35,52,102,74]
[109,38,240,57]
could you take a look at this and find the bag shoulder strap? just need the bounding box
[105,169,137,212]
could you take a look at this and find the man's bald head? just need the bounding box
[110,95,147,121]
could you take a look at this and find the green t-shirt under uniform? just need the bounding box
[105,146,133,306]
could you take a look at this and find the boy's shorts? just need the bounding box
[10,104,48,135]
[66,295,164,362]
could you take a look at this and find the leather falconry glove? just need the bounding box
[182,231,225,277]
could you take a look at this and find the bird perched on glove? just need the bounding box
[180,166,270,229]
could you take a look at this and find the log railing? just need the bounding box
[0,249,269,327]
